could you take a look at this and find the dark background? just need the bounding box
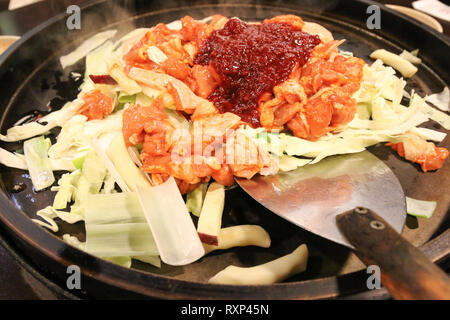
[0,0,448,300]
[0,0,449,36]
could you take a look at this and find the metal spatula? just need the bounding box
[236,151,450,299]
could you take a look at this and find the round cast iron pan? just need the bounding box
[0,0,449,299]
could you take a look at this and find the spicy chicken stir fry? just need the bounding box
[0,13,449,275]
[77,15,376,193]
[1,13,448,201]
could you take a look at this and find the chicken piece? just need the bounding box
[388,134,449,172]
[259,100,277,130]
[122,98,173,148]
[176,179,201,194]
[285,43,364,140]
[192,112,242,150]
[123,31,161,72]
[140,153,201,185]
[160,57,191,80]
[259,79,307,130]
[328,87,358,127]
[157,38,187,61]
[273,102,302,128]
[211,164,234,186]
[301,22,334,43]
[224,130,277,180]
[263,15,305,30]
[189,65,221,98]
[180,16,209,46]
[273,79,307,105]
[207,15,229,32]
[128,67,218,116]
[150,23,183,44]
[123,100,196,185]
[156,38,192,80]
[287,91,334,140]
[78,90,114,120]
[181,15,228,47]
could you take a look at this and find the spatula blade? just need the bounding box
[235,151,406,248]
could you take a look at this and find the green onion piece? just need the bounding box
[86,223,158,257]
[72,154,86,170]
[135,177,204,265]
[23,136,55,191]
[83,192,158,257]
[118,92,137,104]
[256,131,271,143]
[186,183,207,217]
[406,197,437,219]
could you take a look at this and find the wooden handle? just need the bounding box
[336,207,450,300]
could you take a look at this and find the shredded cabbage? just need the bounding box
[133,255,161,268]
[80,40,115,92]
[36,149,108,224]
[0,148,28,169]
[425,87,449,112]
[117,92,137,104]
[47,110,123,165]
[0,147,76,171]
[32,205,84,232]
[72,150,107,203]
[278,155,312,171]
[60,29,117,69]
[417,96,450,130]
[409,127,447,142]
[0,99,84,142]
[103,256,133,268]
[62,234,86,250]
[52,170,81,209]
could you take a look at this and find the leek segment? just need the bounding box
[186,183,207,217]
[84,192,158,257]
[370,49,417,78]
[135,177,204,266]
[23,136,55,191]
[107,134,151,191]
[406,197,437,219]
[197,183,225,245]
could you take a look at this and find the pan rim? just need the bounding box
[0,0,448,299]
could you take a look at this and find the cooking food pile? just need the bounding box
[0,15,448,284]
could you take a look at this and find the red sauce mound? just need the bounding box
[194,18,321,126]
[388,142,449,172]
